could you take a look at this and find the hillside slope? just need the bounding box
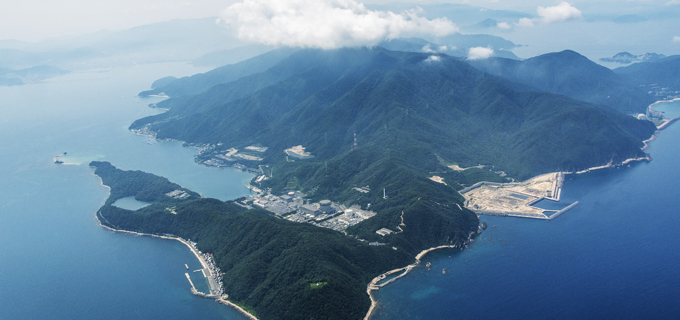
[614,55,680,100]
[469,50,655,114]
[131,48,655,179]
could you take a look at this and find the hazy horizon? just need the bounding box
[3,1,678,41]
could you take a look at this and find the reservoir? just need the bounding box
[111,196,152,211]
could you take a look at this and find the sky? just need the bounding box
[0,0,675,42]
[1,0,678,61]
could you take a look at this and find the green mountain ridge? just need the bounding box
[614,55,680,99]
[468,50,655,114]
[110,46,666,320]
[132,47,655,180]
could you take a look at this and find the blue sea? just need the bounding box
[1,62,679,320]
[372,100,680,319]
[0,64,253,320]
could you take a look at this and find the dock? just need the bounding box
[185,273,196,291]
[547,201,579,220]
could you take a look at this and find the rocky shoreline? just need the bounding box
[363,233,476,320]
[94,213,259,320]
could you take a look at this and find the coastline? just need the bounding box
[94,213,259,320]
[363,241,470,320]
[132,128,259,177]
[648,97,680,109]
[572,100,680,175]
[364,100,680,319]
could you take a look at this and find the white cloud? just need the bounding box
[515,2,581,28]
[467,47,494,60]
[425,55,441,62]
[496,21,511,29]
[516,17,535,27]
[422,44,436,53]
[423,44,450,53]
[536,2,582,24]
[667,0,680,5]
[674,36,680,42]
[220,0,459,49]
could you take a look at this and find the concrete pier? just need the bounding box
[548,201,579,220]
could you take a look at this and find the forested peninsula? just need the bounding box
[91,161,478,320]
[100,47,667,319]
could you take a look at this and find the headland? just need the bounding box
[95,214,259,320]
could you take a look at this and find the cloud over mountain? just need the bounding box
[516,2,581,28]
[467,47,494,60]
[220,0,458,49]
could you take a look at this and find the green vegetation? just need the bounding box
[615,55,680,98]
[91,161,475,320]
[131,48,656,181]
[469,50,655,114]
[119,47,662,319]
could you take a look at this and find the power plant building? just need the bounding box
[300,200,335,217]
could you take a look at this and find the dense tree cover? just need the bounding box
[91,161,200,205]
[117,47,663,319]
[131,48,656,180]
[138,48,298,98]
[92,162,473,320]
[468,50,655,114]
[258,148,478,248]
[614,55,680,93]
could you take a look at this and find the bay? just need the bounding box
[372,102,680,319]
[3,58,678,320]
[0,63,252,319]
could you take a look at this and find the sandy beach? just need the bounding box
[94,213,259,320]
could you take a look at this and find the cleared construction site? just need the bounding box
[461,172,578,220]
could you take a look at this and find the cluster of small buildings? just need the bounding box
[249,189,378,232]
[197,145,266,174]
[375,228,394,236]
[200,252,224,296]
[252,191,305,216]
[643,84,680,100]
[166,190,190,199]
[317,205,377,232]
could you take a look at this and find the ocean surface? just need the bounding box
[372,100,680,319]
[2,62,679,320]
[0,63,252,320]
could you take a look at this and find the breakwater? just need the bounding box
[95,213,259,320]
[459,181,520,194]
[548,201,579,220]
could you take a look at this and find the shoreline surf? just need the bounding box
[94,213,259,320]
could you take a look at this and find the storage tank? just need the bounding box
[319,200,332,214]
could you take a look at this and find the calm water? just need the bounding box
[373,101,680,319]
[111,197,152,210]
[652,100,680,119]
[0,63,252,319]
[2,62,679,320]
